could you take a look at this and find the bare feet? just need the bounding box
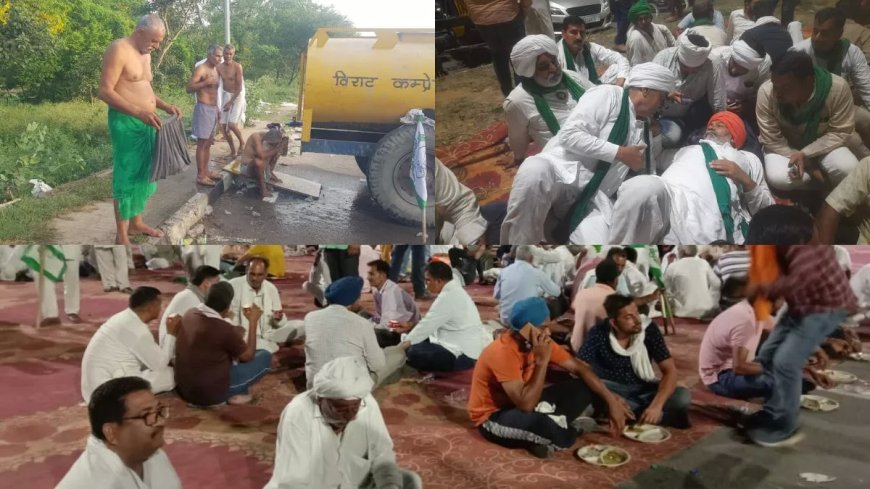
[227,394,252,405]
[262,189,274,198]
[208,171,223,180]
[269,175,283,184]
[196,177,216,187]
[130,222,165,238]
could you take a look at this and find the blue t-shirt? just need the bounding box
[578,320,671,385]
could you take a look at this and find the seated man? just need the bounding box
[711,40,769,129]
[850,262,870,305]
[495,245,561,325]
[580,294,692,428]
[175,281,271,406]
[468,297,634,459]
[81,287,176,403]
[228,257,300,353]
[684,0,729,48]
[57,377,180,489]
[714,245,751,284]
[739,0,794,63]
[676,0,726,32]
[727,0,757,44]
[237,125,289,198]
[506,34,593,164]
[663,246,721,319]
[395,261,492,372]
[757,49,859,194]
[654,32,727,148]
[367,259,420,347]
[792,7,870,152]
[557,16,630,86]
[571,259,621,352]
[434,159,491,245]
[158,265,222,359]
[265,357,422,488]
[837,0,870,62]
[626,1,676,66]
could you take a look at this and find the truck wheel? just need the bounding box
[355,155,371,174]
[367,123,435,227]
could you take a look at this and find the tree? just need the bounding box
[142,0,209,71]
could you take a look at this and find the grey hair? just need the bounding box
[207,44,223,56]
[678,245,698,257]
[515,245,535,263]
[136,14,166,32]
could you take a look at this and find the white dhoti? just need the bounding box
[0,246,29,281]
[95,246,130,290]
[140,365,176,394]
[255,319,305,353]
[371,345,408,388]
[220,88,247,125]
[38,253,82,319]
[764,146,858,191]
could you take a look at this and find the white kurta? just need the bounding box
[264,393,401,489]
[850,264,870,306]
[181,245,222,272]
[405,280,491,359]
[530,245,572,287]
[711,46,771,103]
[228,276,299,353]
[654,46,728,118]
[81,309,174,403]
[0,245,29,281]
[663,256,721,319]
[834,245,852,275]
[557,39,630,84]
[56,436,181,489]
[791,39,870,109]
[158,287,203,359]
[626,24,676,66]
[727,9,755,44]
[504,70,593,161]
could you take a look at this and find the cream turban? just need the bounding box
[626,62,677,93]
[677,30,712,68]
[510,34,559,78]
[730,40,764,71]
[312,356,374,399]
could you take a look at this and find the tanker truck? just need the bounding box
[296,28,435,226]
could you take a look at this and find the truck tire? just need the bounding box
[355,155,371,174]
[367,123,435,226]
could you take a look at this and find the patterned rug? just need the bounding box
[1,251,866,488]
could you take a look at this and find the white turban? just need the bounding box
[510,34,559,78]
[312,356,374,399]
[626,63,677,93]
[730,40,764,71]
[677,30,712,68]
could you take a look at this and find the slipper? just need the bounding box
[196,179,216,187]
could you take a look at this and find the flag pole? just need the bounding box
[36,246,45,328]
[422,206,428,243]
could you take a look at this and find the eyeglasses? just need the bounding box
[122,406,170,427]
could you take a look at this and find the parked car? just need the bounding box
[551,0,612,32]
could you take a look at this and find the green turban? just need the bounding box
[628,0,653,24]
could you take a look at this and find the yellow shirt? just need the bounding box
[247,245,286,277]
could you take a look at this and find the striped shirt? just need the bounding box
[714,250,751,283]
[767,246,858,316]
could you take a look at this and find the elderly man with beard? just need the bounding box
[265,357,422,488]
[557,16,630,86]
[501,63,677,244]
[505,35,594,165]
[626,1,676,66]
[653,31,728,149]
[609,111,775,244]
[712,40,769,131]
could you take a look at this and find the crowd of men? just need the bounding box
[6,243,864,486]
[438,0,870,246]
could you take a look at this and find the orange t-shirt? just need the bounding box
[468,332,572,426]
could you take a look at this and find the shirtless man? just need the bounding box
[217,44,246,157]
[98,14,178,244]
[186,45,224,186]
[238,126,288,198]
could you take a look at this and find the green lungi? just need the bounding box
[108,108,157,220]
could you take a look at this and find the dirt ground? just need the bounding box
[435,0,830,148]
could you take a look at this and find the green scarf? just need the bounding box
[700,143,749,243]
[813,39,850,76]
[521,73,586,135]
[692,17,715,26]
[563,40,601,85]
[780,65,833,148]
[567,88,632,234]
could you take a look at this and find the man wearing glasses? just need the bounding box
[57,377,181,488]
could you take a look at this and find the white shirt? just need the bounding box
[81,309,173,403]
[504,70,593,161]
[557,39,630,84]
[727,9,755,44]
[664,256,721,319]
[228,276,288,352]
[654,46,728,117]
[372,279,420,328]
[692,25,729,49]
[264,393,400,489]
[617,260,652,297]
[711,45,771,103]
[56,436,181,489]
[303,305,386,388]
[530,245,575,288]
[834,245,852,275]
[661,141,774,244]
[181,244,222,270]
[850,264,870,306]
[626,24,676,66]
[406,280,491,359]
[157,286,203,359]
[791,39,870,109]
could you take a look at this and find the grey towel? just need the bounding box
[150,115,192,182]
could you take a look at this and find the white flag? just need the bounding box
[411,112,427,209]
[21,245,67,282]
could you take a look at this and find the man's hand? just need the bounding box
[613,77,626,87]
[391,320,413,333]
[807,347,830,370]
[727,100,743,115]
[808,368,834,389]
[616,145,646,171]
[668,91,685,104]
[242,303,263,324]
[606,395,635,435]
[826,338,853,357]
[399,340,412,351]
[638,403,663,425]
[530,327,552,366]
[138,109,162,129]
[710,159,753,189]
[788,152,807,180]
[166,314,182,336]
[165,105,182,118]
[222,100,233,112]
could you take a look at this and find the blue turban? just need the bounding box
[325,276,363,306]
[509,297,550,331]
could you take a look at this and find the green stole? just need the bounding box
[521,73,586,135]
[813,39,850,76]
[700,142,749,243]
[692,17,715,26]
[562,40,601,85]
[779,65,833,148]
[567,88,632,233]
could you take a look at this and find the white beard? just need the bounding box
[534,72,562,87]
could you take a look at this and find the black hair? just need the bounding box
[89,377,152,441]
[816,7,847,30]
[693,0,714,18]
[751,0,777,19]
[129,286,161,310]
[771,50,815,79]
[623,247,638,263]
[426,261,454,282]
[745,205,814,244]
[191,265,221,286]
[606,247,626,260]
[604,294,635,320]
[367,259,390,275]
[562,15,586,31]
[596,259,621,285]
[686,33,710,48]
[248,256,270,271]
[204,281,235,312]
[721,275,749,299]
